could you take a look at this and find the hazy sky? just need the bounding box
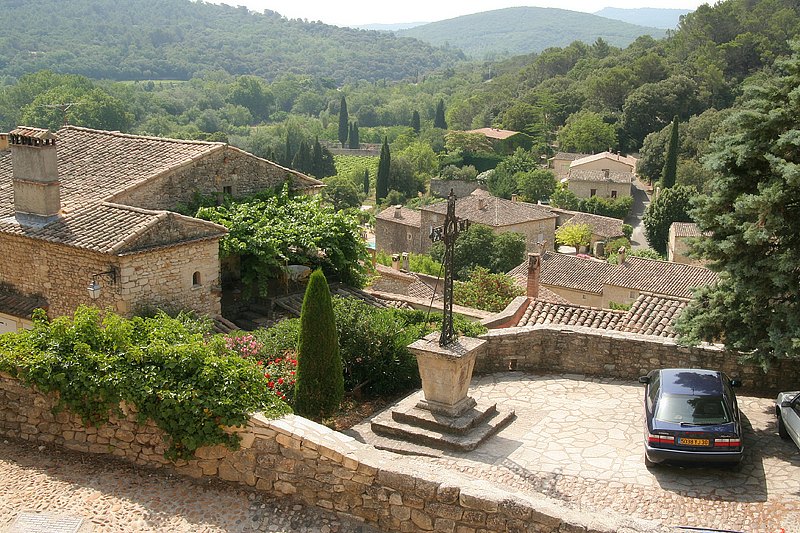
[206,0,708,26]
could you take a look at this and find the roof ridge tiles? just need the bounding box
[62,126,224,147]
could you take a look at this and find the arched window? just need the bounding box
[192,271,202,287]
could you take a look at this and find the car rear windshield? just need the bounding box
[655,394,731,425]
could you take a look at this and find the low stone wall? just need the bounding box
[0,372,662,533]
[477,325,800,393]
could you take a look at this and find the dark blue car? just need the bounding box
[638,368,744,467]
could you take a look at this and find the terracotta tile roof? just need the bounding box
[671,222,707,238]
[0,203,226,254]
[558,211,625,238]
[567,169,633,184]
[550,152,588,161]
[465,128,521,140]
[616,293,688,338]
[514,292,688,338]
[539,252,615,294]
[608,256,717,299]
[516,299,625,329]
[375,206,422,228]
[421,195,555,227]
[0,289,47,319]
[570,151,637,169]
[505,261,572,305]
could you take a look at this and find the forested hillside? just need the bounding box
[0,0,463,83]
[397,7,665,58]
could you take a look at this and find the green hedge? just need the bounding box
[0,306,289,459]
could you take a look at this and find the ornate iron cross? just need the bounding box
[429,190,470,346]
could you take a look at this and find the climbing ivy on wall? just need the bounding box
[0,306,290,459]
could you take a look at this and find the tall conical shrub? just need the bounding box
[293,270,343,418]
[661,116,679,189]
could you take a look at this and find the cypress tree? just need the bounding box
[349,123,360,149]
[434,99,447,129]
[363,168,370,195]
[411,110,421,134]
[376,137,391,202]
[312,137,323,177]
[661,116,679,189]
[294,270,343,418]
[338,95,349,148]
[292,140,312,174]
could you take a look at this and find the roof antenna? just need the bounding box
[40,102,83,126]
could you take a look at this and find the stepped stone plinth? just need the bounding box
[370,333,515,453]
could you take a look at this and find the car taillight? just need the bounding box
[713,437,741,447]
[647,433,674,444]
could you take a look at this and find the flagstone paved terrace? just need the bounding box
[352,373,800,533]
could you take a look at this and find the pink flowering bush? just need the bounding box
[225,333,298,405]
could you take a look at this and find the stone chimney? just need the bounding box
[511,194,518,202]
[391,253,400,270]
[478,197,486,210]
[401,252,409,271]
[526,252,540,299]
[618,246,627,264]
[10,127,60,220]
[394,205,402,218]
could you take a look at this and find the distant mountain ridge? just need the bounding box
[594,7,692,29]
[0,0,463,83]
[397,6,666,59]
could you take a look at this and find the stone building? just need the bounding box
[564,151,637,200]
[548,152,587,178]
[668,222,708,265]
[0,126,322,332]
[374,191,557,256]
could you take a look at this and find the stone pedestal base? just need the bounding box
[366,333,515,454]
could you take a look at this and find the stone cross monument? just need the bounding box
[428,189,469,346]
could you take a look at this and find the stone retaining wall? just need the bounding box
[477,325,800,393]
[0,372,662,533]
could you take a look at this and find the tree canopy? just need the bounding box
[676,44,800,365]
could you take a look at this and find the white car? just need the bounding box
[776,390,800,448]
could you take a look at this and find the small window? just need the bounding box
[590,189,597,197]
[223,185,233,195]
[611,190,618,199]
[629,290,636,299]
[406,231,413,241]
[192,271,202,287]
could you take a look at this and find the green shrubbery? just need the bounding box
[0,306,289,459]
[453,267,524,312]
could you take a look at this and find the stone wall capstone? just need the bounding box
[0,372,664,533]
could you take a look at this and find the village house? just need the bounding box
[0,126,322,333]
[464,127,534,154]
[375,191,557,256]
[564,151,637,200]
[548,152,588,178]
[668,222,708,265]
[549,209,626,254]
[506,252,715,338]
[508,250,717,309]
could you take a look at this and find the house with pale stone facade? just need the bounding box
[0,126,322,333]
[668,222,709,265]
[375,191,557,256]
[565,151,637,200]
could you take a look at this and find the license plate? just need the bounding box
[679,438,710,446]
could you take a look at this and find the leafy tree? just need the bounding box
[517,169,557,204]
[487,147,538,199]
[387,155,425,200]
[440,165,478,181]
[294,270,343,418]
[322,176,362,211]
[454,267,524,312]
[556,110,617,153]
[228,75,273,121]
[642,185,696,255]
[434,98,447,129]
[445,131,492,155]
[676,45,800,364]
[661,116,679,188]
[196,185,368,292]
[550,184,581,210]
[555,222,592,249]
[429,224,525,279]
[376,137,391,202]
[338,95,349,147]
[21,86,132,132]
[411,110,421,134]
